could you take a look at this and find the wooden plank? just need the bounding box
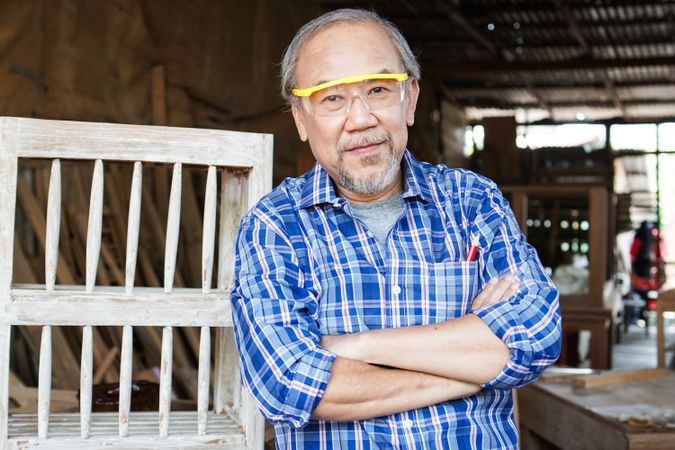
[202,167,217,293]
[164,163,182,293]
[37,326,52,439]
[0,125,18,303]
[217,170,244,292]
[159,326,173,437]
[8,288,231,326]
[118,325,133,437]
[80,326,93,438]
[7,411,245,448]
[93,346,119,385]
[1,117,269,168]
[45,159,61,291]
[16,176,76,285]
[519,383,628,450]
[12,238,37,284]
[197,326,210,435]
[125,162,142,293]
[573,368,668,390]
[86,160,104,291]
[0,326,11,444]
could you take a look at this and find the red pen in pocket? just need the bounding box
[466,237,479,261]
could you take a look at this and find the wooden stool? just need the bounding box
[656,289,675,369]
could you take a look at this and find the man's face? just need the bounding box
[291,22,419,200]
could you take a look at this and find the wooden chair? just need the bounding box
[656,288,675,369]
[0,117,272,448]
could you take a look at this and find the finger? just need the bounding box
[501,279,521,300]
[482,276,515,306]
[472,277,499,309]
[490,275,517,300]
[474,276,500,302]
[473,275,516,309]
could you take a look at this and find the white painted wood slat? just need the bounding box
[118,326,133,437]
[80,326,93,439]
[45,159,61,291]
[5,117,269,168]
[159,326,173,437]
[197,326,211,435]
[37,326,52,439]
[202,166,217,293]
[86,160,104,292]
[217,171,244,292]
[164,163,182,293]
[8,288,233,327]
[125,162,143,294]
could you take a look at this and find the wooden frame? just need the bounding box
[656,289,675,369]
[504,185,612,368]
[0,117,272,449]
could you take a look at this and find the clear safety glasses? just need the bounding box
[291,73,410,117]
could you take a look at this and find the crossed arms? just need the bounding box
[312,276,519,421]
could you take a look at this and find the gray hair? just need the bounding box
[280,8,421,103]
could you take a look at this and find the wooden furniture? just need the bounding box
[656,289,675,369]
[520,372,675,449]
[0,117,272,448]
[503,185,613,368]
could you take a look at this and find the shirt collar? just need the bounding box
[297,149,433,209]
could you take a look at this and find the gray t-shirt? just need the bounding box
[350,195,403,250]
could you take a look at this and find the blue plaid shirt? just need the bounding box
[232,151,561,449]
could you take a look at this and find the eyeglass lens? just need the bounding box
[306,79,405,116]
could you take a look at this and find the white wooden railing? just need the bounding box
[0,117,272,449]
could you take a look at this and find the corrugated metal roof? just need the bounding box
[308,0,675,122]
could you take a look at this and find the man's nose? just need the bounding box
[345,93,376,129]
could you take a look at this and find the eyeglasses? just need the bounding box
[291,73,410,117]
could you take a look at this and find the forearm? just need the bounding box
[311,356,481,421]
[323,314,509,385]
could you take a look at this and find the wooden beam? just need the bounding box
[573,368,668,389]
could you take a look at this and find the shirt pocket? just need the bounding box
[403,260,479,325]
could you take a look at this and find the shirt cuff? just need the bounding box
[284,347,336,428]
[472,302,534,389]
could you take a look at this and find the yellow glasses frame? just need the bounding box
[291,73,409,97]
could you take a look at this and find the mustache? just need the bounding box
[337,133,392,154]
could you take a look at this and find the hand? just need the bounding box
[471,274,520,310]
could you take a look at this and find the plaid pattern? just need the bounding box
[231,151,561,449]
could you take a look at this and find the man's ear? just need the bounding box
[405,78,420,127]
[291,102,309,142]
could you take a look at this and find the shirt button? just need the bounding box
[392,285,401,295]
[402,419,413,428]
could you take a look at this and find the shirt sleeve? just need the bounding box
[231,208,335,428]
[467,180,562,390]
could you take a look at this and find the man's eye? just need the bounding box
[370,86,388,95]
[325,95,341,102]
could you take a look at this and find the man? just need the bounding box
[231,8,561,449]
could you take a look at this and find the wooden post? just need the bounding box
[45,159,61,291]
[37,326,52,439]
[86,160,104,292]
[119,325,133,437]
[125,162,143,293]
[164,163,182,293]
[159,326,173,437]
[80,326,93,438]
[197,326,211,435]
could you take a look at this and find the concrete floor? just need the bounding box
[612,320,675,370]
